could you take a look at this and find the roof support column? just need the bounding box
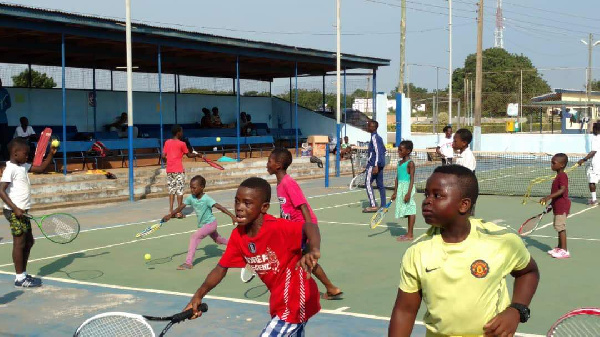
[372,69,377,119]
[92,67,97,136]
[158,45,164,168]
[61,33,67,175]
[236,56,241,161]
[173,74,178,124]
[295,62,299,157]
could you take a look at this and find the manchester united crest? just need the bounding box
[470,259,489,278]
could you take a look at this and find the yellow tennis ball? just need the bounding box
[216,137,221,142]
[51,140,60,147]
[144,253,151,260]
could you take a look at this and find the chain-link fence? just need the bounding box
[0,63,271,96]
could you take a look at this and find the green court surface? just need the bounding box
[0,177,598,336]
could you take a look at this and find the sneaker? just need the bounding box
[25,274,42,284]
[547,247,560,255]
[588,199,598,206]
[15,276,42,288]
[551,249,571,259]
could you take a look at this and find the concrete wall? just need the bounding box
[410,133,593,153]
[4,88,274,131]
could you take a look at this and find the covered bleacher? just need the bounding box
[0,3,389,174]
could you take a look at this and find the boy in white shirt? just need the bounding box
[13,117,36,140]
[436,125,453,165]
[578,122,600,205]
[0,138,57,287]
[453,128,476,172]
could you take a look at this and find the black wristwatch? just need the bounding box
[509,303,530,323]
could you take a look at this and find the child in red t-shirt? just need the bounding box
[183,177,321,335]
[540,153,571,259]
[162,125,199,218]
[267,148,343,300]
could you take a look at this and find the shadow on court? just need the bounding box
[368,222,407,238]
[244,285,268,299]
[0,290,23,305]
[38,252,109,280]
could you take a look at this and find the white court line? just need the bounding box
[0,270,543,336]
[319,220,429,231]
[0,223,235,268]
[0,187,360,246]
[0,270,419,330]
[534,205,597,232]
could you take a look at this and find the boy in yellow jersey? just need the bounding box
[388,165,540,337]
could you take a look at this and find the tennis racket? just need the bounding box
[202,157,224,170]
[74,303,208,337]
[136,220,165,238]
[33,127,52,167]
[349,169,366,190]
[240,264,256,283]
[25,213,79,244]
[547,307,600,336]
[370,201,392,229]
[518,205,552,236]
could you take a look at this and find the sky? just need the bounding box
[6,0,600,94]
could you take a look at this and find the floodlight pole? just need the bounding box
[125,0,134,201]
[474,0,483,151]
[335,0,341,180]
[581,33,600,121]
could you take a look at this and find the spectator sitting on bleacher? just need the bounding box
[340,136,353,159]
[13,117,37,161]
[211,107,223,128]
[200,108,212,129]
[243,114,256,136]
[106,112,138,138]
[13,117,37,141]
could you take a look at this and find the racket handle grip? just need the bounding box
[173,303,208,323]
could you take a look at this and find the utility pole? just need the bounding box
[448,0,453,126]
[474,0,483,150]
[581,34,600,120]
[335,0,341,179]
[399,0,406,94]
[519,69,523,129]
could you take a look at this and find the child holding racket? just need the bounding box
[184,177,321,335]
[540,153,571,259]
[267,148,343,300]
[162,175,233,270]
[163,125,200,219]
[390,140,416,242]
[389,165,539,337]
[0,137,57,287]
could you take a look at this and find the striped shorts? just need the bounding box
[260,316,306,337]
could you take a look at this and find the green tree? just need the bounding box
[591,79,600,91]
[181,88,233,95]
[12,69,56,88]
[452,48,550,117]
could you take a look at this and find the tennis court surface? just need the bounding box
[0,176,598,336]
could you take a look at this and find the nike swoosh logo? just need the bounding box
[425,267,440,273]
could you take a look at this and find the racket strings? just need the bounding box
[550,315,600,336]
[42,214,79,243]
[76,315,154,337]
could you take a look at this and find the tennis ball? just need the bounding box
[144,253,151,260]
[51,140,60,148]
[216,137,221,142]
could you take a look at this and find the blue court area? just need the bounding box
[0,272,409,336]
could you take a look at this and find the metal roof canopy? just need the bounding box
[0,4,390,81]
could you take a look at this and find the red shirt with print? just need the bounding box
[218,214,320,323]
[551,172,571,215]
